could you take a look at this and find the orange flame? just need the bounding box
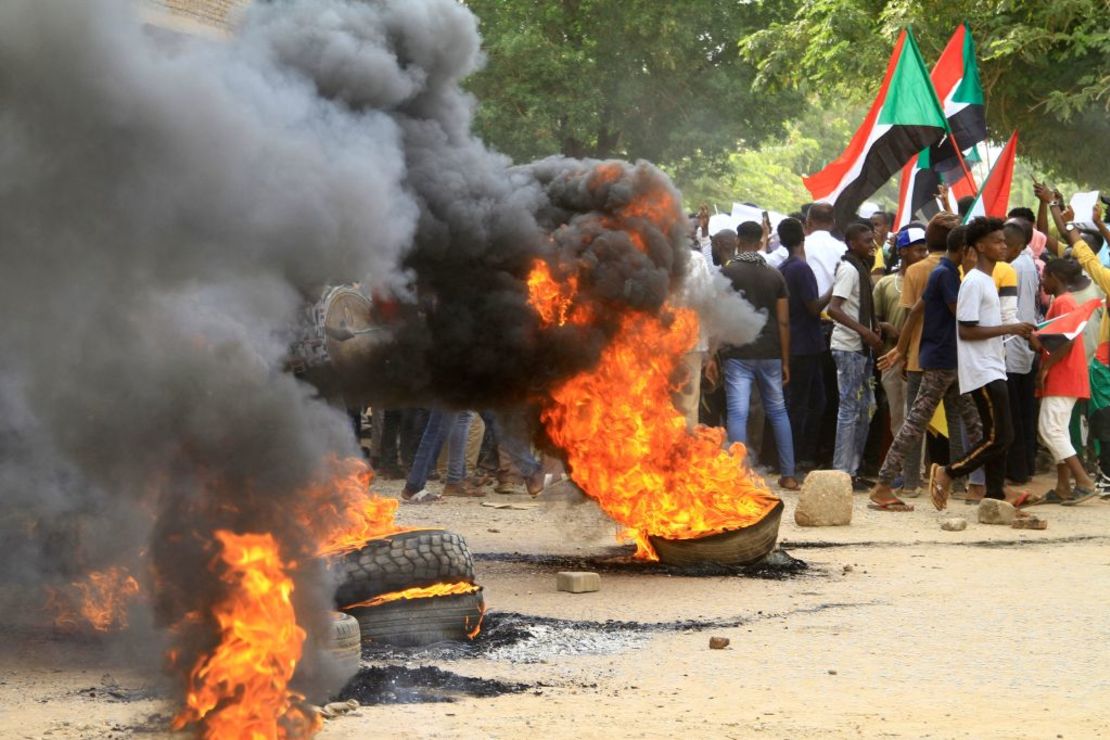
[528,161,778,560]
[172,531,320,740]
[301,456,407,559]
[46,566,141,633]
[527,259,593,328]
[539,307,778,559]
[341,581,480,610]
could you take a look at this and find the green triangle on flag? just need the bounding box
[952,24,985,105]
[877,30,949,128]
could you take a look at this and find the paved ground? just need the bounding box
[3,473,1108,738]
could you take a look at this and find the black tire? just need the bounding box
[648,499,785,566]
[320,612,361,677]
[334,529,475,607]
[345,590,485,647]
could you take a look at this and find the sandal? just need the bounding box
[868,498,914,512]
[928,463,950,511]
[1062,487,1099,506]
[1011,491,1046,509]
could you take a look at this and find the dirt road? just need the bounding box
[3,475,1108,739]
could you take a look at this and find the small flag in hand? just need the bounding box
[1035,297,1104,353]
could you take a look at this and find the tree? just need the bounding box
[740,0,1110,186]
[463,0,802,179]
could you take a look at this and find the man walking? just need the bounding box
[930,217,1035,508]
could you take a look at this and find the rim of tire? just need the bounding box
[647,499,784,566]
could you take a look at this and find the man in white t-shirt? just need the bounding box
[804,203,845,295]
[929,217,1034,509]
[827,223,883,487]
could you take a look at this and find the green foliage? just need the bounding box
[668,100,868,213]
[463,0,803,175]
[740,0,1110,186]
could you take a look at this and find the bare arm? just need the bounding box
[958,322,1033,341]
[776,297,790,385]
[1034,181,1062,255]
[828,296,882,350]
[805,287,833,317]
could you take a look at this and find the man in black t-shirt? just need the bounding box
[719,221,798,489]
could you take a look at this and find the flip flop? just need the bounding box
[1062,487,1099,506]
[868,499,914,512]
[928,463,950,511]
[1011,491,1046,509]
[401,489,443,505]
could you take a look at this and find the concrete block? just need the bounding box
[795,470,853,526]
[556,571,600,593]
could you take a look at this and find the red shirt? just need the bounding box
[1041,292,1091,399]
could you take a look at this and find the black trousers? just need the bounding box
[1005,366,1038,483]
[786,352,825,466]
[946,379,1013,499]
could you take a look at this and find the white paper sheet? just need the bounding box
[1070,191,1100,229]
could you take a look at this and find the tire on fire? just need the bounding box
[334,529,484,648]
[344,589,485,647]
[334,529,476,606]
[320,612,362,677]
[648,499,785,567]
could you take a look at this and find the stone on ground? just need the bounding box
[794,470,853,526]
[977,499,1016,525]
[1012,515,1048,530]
[709,636,730,649]
[940,517,967,531]
[556,571,600,593]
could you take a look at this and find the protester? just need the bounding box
[929,217,1035,509]
[803,202,845,296]
[1002,218,1041,484]
[873,224,927,445]
[870,226,984,510]
[1033,259,1099,504]
[676,228,716,430]
[827,222,880,489]
[778,217,831,471]
[720,221,798,489]
[401,409,478,503]
[890,212,960,495]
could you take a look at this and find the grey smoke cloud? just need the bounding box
[0,0,758,713]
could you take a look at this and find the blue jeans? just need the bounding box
[490,411,542,478]
[406,410,472,491]
[832,350,875,476]
[723,358,795,477]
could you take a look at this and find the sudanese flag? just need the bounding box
[804,29,948,228]
[1035,297,1104,353]
[928,23,987,179]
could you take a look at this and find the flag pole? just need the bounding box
[946,129,979,193]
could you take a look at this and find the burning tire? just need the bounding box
[334,529,476,607]
[321,612,362,677]
[344,589,485,647]
[648,500,785,567]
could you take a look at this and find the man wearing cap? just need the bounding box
[873,224,928,444]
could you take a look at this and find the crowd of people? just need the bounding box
[689,185,1110,512]
[357,185,1110,513]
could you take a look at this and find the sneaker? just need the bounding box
[851,477,872,493]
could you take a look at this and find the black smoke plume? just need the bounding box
[0,0,762,721]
